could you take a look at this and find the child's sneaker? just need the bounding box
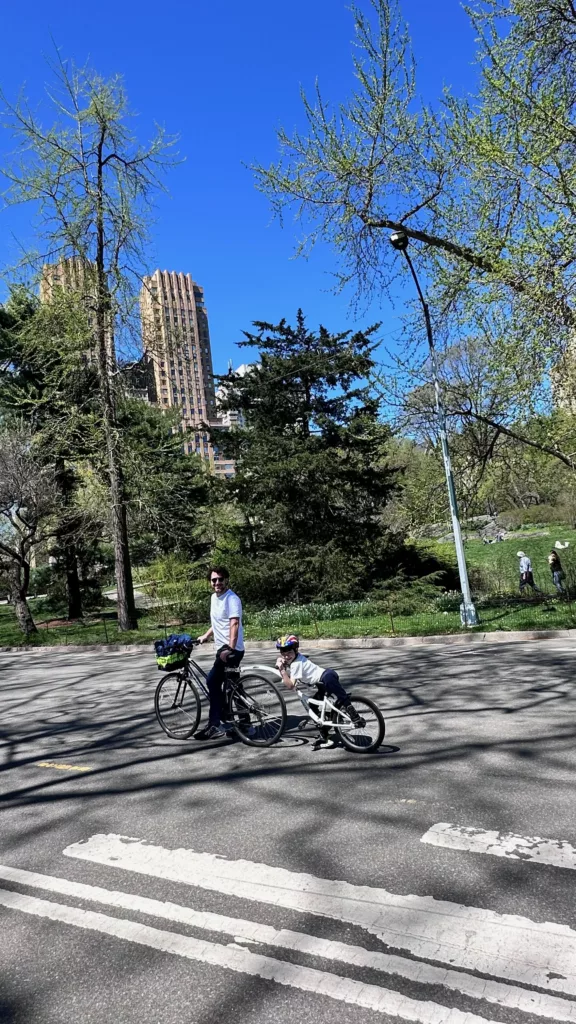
[344,703,365,728]
[312,736,336,750]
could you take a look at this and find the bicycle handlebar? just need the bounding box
[177,637,202,652]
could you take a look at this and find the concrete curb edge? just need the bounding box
[2,627,576,656]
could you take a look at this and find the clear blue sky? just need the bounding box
[0,0,478,373]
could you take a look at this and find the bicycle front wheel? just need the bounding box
[154,672,202,739]
[229,674,287,747]
[334,695,385,753]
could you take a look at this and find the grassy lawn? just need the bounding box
[3,592,576,649]
[0,604,211,650]
[434,528,576,593]
[3,525,576,648]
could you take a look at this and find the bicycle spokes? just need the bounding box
[229,674,286,746]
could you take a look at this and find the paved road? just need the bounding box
[0,639,575,1024]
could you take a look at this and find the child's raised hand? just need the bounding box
[275,655,286,671]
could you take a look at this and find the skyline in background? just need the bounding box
[0,0,480,375]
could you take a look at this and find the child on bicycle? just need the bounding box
[274,634,363,749]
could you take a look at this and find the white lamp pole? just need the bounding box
[390,229,479,627]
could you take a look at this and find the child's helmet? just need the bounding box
[276,634,299,651]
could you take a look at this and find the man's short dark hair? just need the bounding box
[208,565,229,580]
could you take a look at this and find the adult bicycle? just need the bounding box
[154,639,286,747]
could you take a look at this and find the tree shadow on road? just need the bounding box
[0,643,575,889]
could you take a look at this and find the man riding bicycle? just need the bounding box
[195,566,245,741]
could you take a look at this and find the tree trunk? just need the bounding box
[107,443,137,630]
[64,539,83,620]
[94,149,137,632]
[97,315,137,630]
[9,564,37,637]
[54,459,84,620]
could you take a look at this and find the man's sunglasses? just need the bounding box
[210,576,226,583]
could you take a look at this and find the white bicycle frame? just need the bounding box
[249,665,357,732]
[296,689,357,731]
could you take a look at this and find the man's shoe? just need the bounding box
[312,736,336,750]
[194,724,227,741]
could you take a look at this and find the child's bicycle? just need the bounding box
[277,674,385,753]
[154,638,286,747]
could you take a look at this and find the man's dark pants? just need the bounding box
[206,646,245,726]
[519,572,541,593]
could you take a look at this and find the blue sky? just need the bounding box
[0,0,479,374]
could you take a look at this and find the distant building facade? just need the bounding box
[40,257,111,364]
[551,344,576,414]
[140,269,233,476]
[119,357,154,403]
[40,257,96,303]
[216,362,255,429]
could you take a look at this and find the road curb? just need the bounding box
[1,627,576,656]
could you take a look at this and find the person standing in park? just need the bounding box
[548,550,565,595]
[194,566,245,740]
[517,551,542,594]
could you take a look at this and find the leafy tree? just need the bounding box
[1,59,177,629]
[117,399,212,560]
[215,311,398,602]
[0,428,65,636]
[0,287,101,618]
[255,0,576,465]
[384,439,447,533]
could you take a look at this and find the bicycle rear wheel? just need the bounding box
[229,674,287,747]
[334,695,385,753]
[154,671,202,739]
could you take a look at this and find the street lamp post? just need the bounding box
[390,229,479,627]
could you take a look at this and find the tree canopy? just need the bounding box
[255,0,576,464]
[215,311,399,602]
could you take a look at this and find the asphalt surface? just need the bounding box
[0,639,575,1024]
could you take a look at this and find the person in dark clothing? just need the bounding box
[548,550,565,594]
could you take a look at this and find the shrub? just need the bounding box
[134,555,208,622]
[496,505,570,531]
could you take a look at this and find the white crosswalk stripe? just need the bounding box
[2,830,575,1024]
[421,823,576,870]
[0,885,506,1024]
[64,833,576,996]
[0,861,575,1022]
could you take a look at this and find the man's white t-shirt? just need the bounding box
[287,653,324,688]
[519,556,531,574]
[210,589,244,651]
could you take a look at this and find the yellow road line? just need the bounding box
[35,762,92,773]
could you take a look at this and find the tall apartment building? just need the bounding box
[40,258,111,364]
[140,270,234,476]
[216,362,255,428]
[40,257,98,302]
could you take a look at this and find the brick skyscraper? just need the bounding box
[140,270,233,476]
